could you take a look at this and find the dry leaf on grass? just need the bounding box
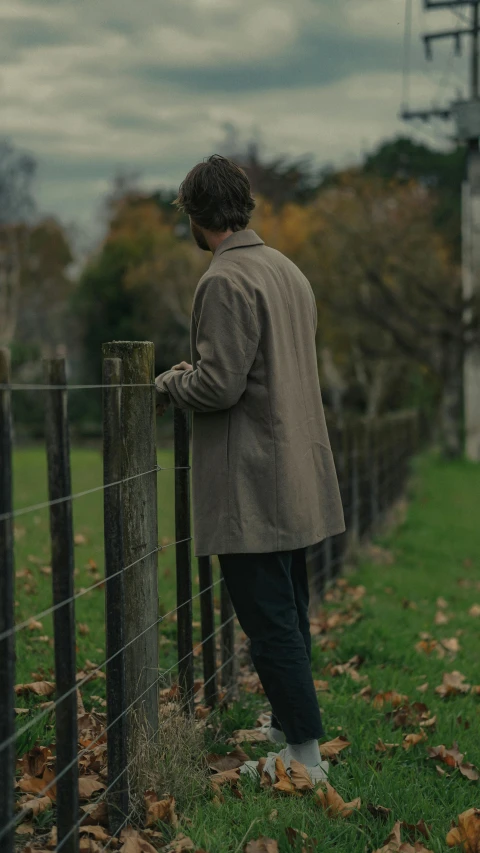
[244,838,279,853]
[272,759,296,795]
[206,746,249,772]
[427,743,479,780]
[18,767,56,801]
[79,826,111,843]
[315,782,361,817]
[440,638,460,655]
[22,746,53,778]
[446,808,480,851]
[144,792,179,828]
[435,611,450,626]
[415,639,445,658]
[435,672,471,698]
[15,824,34,835]
[320,736,351,759]
[227,728,269,745]
[284,826,318,852]
[287,759,314,792]
[373,820,433,852]
[375,740,400,752]
[313,679,330,692]
[403,732,427,750]
[468,604,480,617]
[210,768,241,793]
[373,691,409,709]
[80,802,109,826]
[367,804,392,821]
[14,681,55,697]
[18,795,53,817]
[78,775,106,800]
[119,828,158,853]
[416,683,429,694]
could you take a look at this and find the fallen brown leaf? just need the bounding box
[272,758,296,794]
[119,828,158,853]
[320,736,351,759]
[288,759,314,792]
[373,691,409,709]
[375,739,400,752]
[144,792,179,828]
[227,728,268,745]
[284,826,318,852]
[435,611,450,626]
[468,604,480,617]
[446,808,480,851]
[14,681,55,697]
[210,768,241,792]
[315,782,361,818]
[79,826,111,843]
[367,803,392,821]
[18,796,53,817]
[78,775,106,800]
[207,746,249,772]
[440,638,460,654]
[435,671,471,698]
[244,838,279,853]
[403,732,427,750]
[373,820,433,852]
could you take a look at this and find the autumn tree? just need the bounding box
[306,171,475,457]
[75,189,208,379]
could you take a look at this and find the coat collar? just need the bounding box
[213,229,264,258]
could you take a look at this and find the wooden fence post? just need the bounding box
[44,358,79,853]
[102,343,159,768]
[173,407,194,716]
[103,358,129,833]
[220,580,238,703]
[198,556,218,708]
[0,349,15,853]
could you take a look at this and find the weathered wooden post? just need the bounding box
[173,407,194,716]
[102,343,159,764]
[220,580,238,703]
[0,349,15,853]
[103,358,129,832]
[198,556,218,708]
[44,358,79,853]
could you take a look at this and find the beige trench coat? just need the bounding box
[155,229,345,557]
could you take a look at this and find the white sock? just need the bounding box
[286,739,322,766]
[269,725,285,744]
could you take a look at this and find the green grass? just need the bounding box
[12,444,220,746]
[186,452,480,853]
[11,449,480,852]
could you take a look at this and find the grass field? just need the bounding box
[12,449,480,852]
[12,445,220,742]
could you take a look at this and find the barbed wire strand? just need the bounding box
[0,465,190,524]
[2,542,223,751]
[58,635,250,853]
[11,625,245,850]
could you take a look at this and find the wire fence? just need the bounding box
[0,342,423,853]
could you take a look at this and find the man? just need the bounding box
[155,154,345,784]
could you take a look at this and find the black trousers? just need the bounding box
[218,547,325,744]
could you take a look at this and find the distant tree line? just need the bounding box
[1,134,474,455]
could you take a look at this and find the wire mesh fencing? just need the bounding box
[0,342,422,852]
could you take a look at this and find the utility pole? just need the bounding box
[401,0,480,460]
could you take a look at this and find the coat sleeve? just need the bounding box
[155,274,260,412]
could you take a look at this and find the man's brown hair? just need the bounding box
[173,154,255,233]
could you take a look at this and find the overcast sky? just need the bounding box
[1,0,468,236]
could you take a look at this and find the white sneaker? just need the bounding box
[257,722,286,744]
[240,746,329,785]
